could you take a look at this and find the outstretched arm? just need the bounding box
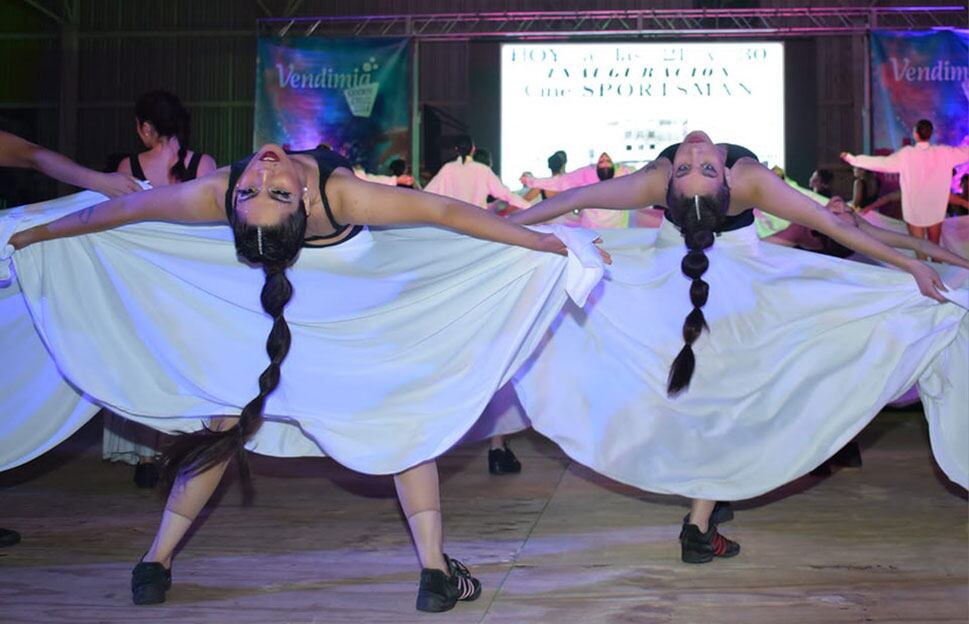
[840,150,901,174]
[855,216,969,269]
[10,172,226,250]
[738,163,949,301]
[0,130,142,197]
[330,170,609,261]
[509,159,671,225]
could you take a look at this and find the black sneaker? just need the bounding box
[679,522,740,564]
[131,560,172,605]
[0,528,21,548]
[415,554,482,613]
[488,445,522,475]
[682,501,734,526]
[133,462,160,489]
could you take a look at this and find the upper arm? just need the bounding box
[132,172,226,223]
[740,163,837,231]
[330,169,451,226]
[197,154,218,177]
[569,159,671,210]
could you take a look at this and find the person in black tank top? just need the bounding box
[118,90,216,188]
[13,141,603,612]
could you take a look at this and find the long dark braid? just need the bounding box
[158,200,307,494]
[666,186,730,397]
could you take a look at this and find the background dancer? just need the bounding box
[520,152,630,229]
[11,143,605,612]
[105,90,218,488]
[842,119,969,259]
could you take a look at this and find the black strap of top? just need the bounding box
[659,142,758,232]
[224,147,354,242]
[186,152,202,181]
[128,155,146,181]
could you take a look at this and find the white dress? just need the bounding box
[512,219,968,499]
[0,191,603,474]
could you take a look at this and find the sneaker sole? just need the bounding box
[416,591,457,613]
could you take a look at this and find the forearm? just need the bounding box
[12,197,134,248]
[820,217,917,272]
[508,189,581,225]
[30,148,105,191]
[436,200,544,250]
[845,154,899,174]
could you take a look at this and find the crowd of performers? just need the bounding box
[1,90,967,613]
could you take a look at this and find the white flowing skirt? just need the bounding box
[0,191,603,474]
[513,220,969,499]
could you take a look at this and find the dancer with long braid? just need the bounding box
[10,143,607,612]
[511,130,966,563]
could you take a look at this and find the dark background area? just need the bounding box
[0,0,956,204]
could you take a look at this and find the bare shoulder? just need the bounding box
[198,153,218,175]
[728,158,772,203]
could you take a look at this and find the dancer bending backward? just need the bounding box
[511,131,951,562]
[11,144,605,612]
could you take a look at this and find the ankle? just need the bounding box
[143,551,172,569]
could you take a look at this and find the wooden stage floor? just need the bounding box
[1,411,966,623]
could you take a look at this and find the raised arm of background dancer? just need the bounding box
[840,151,900,174]
[10,173,226,250]
[853,216,969,269]
[742,163,948,301]
[331,171,610,262]
[522,166,593,192]
[0,130,142,197]
[859,190,900,214]
[486,170,531,209]
[509,159,672,225]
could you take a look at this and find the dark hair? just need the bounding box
[547,151,566,175]
[134,90,193,182]
[915,119,933,141]
[815,169,834,186]
[473,147,492,168]
[454,135,474,163]
[159,198,307,493]
[664,183,730,396]
[388,158,406,177]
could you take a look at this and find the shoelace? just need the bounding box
[447,558,478,600]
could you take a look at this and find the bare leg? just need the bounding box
[489,435,505,451]
[143,417,236,568]
[395,460,447,572]
[688,499,716,533]
[927,222,944,261]
[906,223,927,260]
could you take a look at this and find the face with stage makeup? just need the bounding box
[669,131,730,199]
[229,144,308,266]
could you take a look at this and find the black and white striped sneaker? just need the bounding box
[415,554,482,613]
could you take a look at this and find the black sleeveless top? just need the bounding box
[658,142,759,232]
[129,152,203,183]
[224,147,362,248]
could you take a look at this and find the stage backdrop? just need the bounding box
[254,37,410,173]
[500,42,785,188]
[871,30,969,153]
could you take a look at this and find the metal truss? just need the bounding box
[261,6,968,40]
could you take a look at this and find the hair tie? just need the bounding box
[694,195,701,222]
[257,226,264,256]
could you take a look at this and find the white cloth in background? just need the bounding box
[513,221,969,498]
[846,143,969,227]
[425,157,530,210]
[0,191,603,473]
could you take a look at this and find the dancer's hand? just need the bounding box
[9,228,33,250]
[396,174,415,186]
[92,172,142,197]
[908,262,949,302]
[533,233,612,264]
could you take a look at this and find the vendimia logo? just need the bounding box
[276,56,381,117]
